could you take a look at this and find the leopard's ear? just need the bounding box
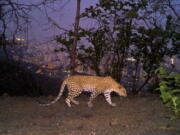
[119,85,123,88]
[105,76,112,79]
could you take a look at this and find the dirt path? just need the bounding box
[0,94,179,135]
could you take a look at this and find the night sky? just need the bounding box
[5,0,180,44]
[26,0,98,44]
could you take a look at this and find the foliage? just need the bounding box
[80,0,138,80]
[78,28,109,75]
[156,67,180,119]
[80,0,179,86]
[56,0,179,93]
[56,30,75,54]
[130,14,179,93]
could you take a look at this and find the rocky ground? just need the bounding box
[0,94,180,135]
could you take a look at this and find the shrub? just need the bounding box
[0,60,41,97]
[155,67,180,119]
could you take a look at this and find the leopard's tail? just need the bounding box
[39,80,67,106]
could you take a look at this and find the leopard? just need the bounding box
[40,75,127,108]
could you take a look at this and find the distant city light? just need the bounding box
[16,37,25,41]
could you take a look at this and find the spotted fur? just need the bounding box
[40,75,127,107]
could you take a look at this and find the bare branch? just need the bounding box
[0,0,67,59]
[167,0,180,19]
[43,5,69,32]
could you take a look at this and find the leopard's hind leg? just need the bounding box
[65,84,82,107]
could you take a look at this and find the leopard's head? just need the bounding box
[116,85,127,97]
[106,76,127,97]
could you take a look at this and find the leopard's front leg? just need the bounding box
[88,91,99,108]
[104,90,116,107]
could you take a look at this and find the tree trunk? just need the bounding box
[131,58,140,93]
[1,34,9,60]
[70,0,81,75]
